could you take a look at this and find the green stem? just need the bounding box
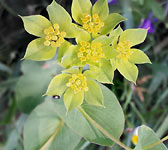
[78,106,133,150]
[143,135,168,150]
[130,102,146,124]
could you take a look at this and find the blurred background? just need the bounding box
[0,0,168,149]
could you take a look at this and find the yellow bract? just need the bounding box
[66,73,88,94]
[81,14,104,34]
[78,41,105,63]
[131,135,138,145]
[116,41,133,61]
[43,24,66,47]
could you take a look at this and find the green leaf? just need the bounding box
[20,15,52,38]
[47,0,75,38]
[64,88,84,112]
[24,100,81,150]
[53,84,125,146]
[134,125,168,150]
[120,29,147,47]
[92,0,109,21]
[15,60,62,113]
[23,38,56,61]
[71,0,92,24]
[46,74,71,96]
[129,49,151,64]
[100,13,126,35]
[6,115,27,150]
[116,59,138,83]
[84,79,104,106]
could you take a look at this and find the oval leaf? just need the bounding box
[24,100,81,150]
[53,84,125,146]
[134,125,168,150]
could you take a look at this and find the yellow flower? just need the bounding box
[132,127,139,145]
[71,0,126,36]
[110,28,151,83]
[66,73,88,94]
[77,41,105,63]
[20,0,76,61]
[46,68,104,112]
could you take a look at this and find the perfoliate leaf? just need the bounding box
[46,74,71,96]
[53,84,125,146]
[64,88,84,112]
[84,79,104,106]
[47,0,75,38]
[129,49,151,64]
[23,38,56,61]
[100,13,126,35]
[92,0,109,21]
[120,28,147,47]
[71,0,92,24]
[20,15,52,38]
[116,59,138,84]
[24,100,81,150]
[134,125,168,150]
[15,60,63,113]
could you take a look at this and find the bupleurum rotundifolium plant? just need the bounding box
[20,0,160,149]
[21,0,151,112]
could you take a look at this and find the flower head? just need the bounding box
[77,41,105,63]
[20,0,76,61]
[43,24,66,47]
[46,68,104,112]
[72,0,126,36]
[110,27,151,83]
[66,73,88,94]
[61,31,117,84]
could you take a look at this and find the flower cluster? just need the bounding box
[43,24,66,47]
[21,0,151,112]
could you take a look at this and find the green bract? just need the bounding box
[46,68,104,112]
[20,0,76,61]
[71,0,126,37]
[110,28,151,83]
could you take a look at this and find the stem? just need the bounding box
[142,135,168,150]
[130,102,146,124]
[78,106,133,150]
